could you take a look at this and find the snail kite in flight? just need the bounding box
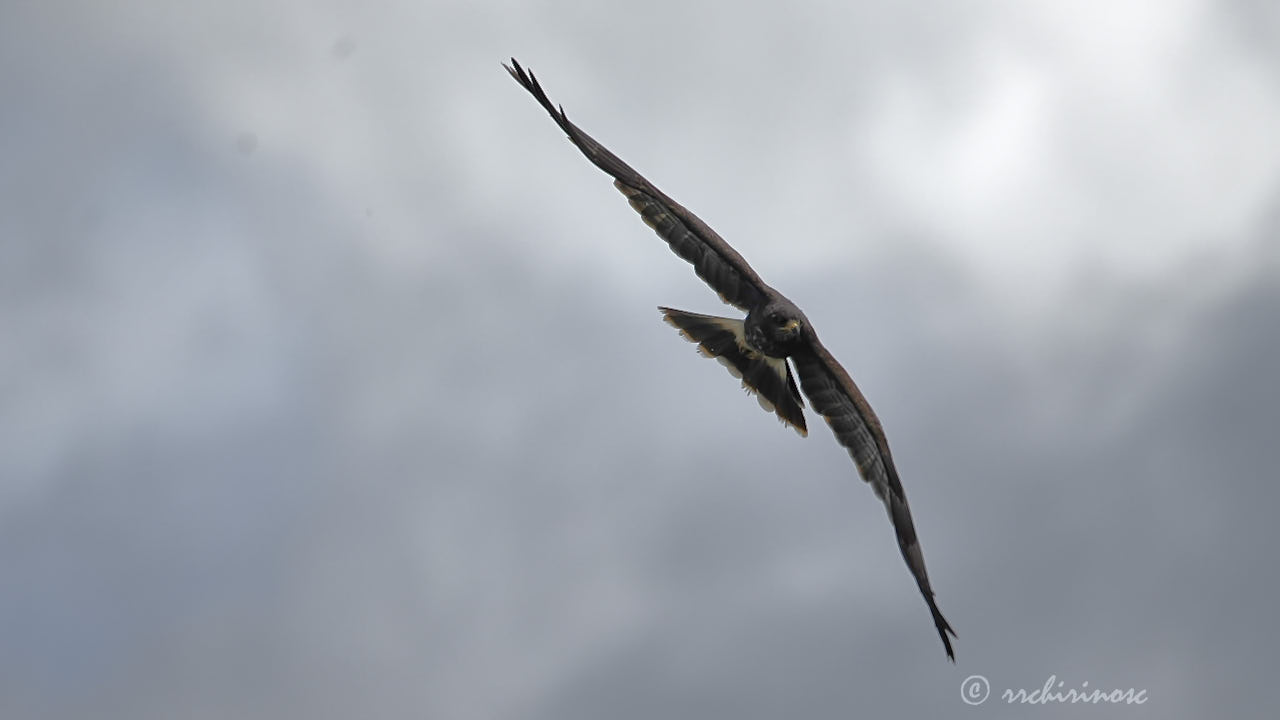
[505,59,956,661]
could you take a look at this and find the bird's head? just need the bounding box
[747,300,807,356]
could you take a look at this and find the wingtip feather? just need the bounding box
[926,593,957,662]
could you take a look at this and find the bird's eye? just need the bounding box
[770,313,784,325]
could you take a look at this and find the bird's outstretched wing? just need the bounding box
[791,337,957,661]
[504,58,769,312]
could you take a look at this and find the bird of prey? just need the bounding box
[505,58,956,661]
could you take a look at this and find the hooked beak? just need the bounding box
[781,319,801,333]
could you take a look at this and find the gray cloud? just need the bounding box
[2,1,1278,719]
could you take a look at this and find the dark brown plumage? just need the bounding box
[505,58,956,661]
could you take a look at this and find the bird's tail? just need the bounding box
[658,307,807,436]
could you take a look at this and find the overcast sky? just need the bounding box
[3,1,1279,718]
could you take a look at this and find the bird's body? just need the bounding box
[505,59,956,660]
